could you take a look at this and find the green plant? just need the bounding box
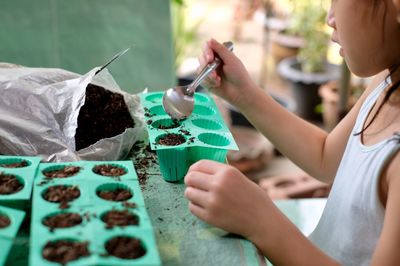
[287,0,330,73]
[170,0,202,71]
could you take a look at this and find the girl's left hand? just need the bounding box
[184,159,273,240]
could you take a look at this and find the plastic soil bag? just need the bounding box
[0,64,146,162]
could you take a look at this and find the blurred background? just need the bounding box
[0,0,370,199]
[168,0,368,199]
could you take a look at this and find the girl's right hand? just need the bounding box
[198,39,258,107]
[184,159,273,241]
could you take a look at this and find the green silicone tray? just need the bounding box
[0,205,25,266]
[29,161,160,266]
[140,91,238,182]
[0,155,41,210]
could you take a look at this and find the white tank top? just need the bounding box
[308,77,400,266]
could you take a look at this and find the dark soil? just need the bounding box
[122,201,137,209]
[0,160,28,168]
[97,188,132,202]
[43,185,80,209]
[43,166,81,179]
[75,83,135,151]
[131,143,158,186]
[93,165,126,177]
[0,173,24,194]
[105,236,146,259]
[157,133,185,146]
[102,210,139,229]
[179,129,191,136]
[42,240,90,265]
[0,215,10,228]
[42,213,83,231]
[156,119,181,129]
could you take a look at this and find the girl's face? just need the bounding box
[327,0,400,77]
[394,0,400,13]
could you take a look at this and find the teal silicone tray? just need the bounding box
[0,205,25,266]
[0,155,41,209]
[30,161,161,266]
[140,91,238,182]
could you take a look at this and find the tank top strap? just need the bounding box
[354,76,392,134]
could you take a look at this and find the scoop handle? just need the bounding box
[187,41,234,94]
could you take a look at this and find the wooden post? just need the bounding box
[338,61,351,120]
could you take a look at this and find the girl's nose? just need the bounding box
[326,6,335,29]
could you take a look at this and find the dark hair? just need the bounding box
[354,0,398,136]
[354,66,400,136]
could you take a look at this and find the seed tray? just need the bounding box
[36,161,137,181]
[0,155,41,209]
[140,92,238,182]
[30,228,160,266]
[0,205,25,266]
[0,238,11,266]
[30,161,160,266]
[31,204,151,238]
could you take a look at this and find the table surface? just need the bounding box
[4,156,326,266]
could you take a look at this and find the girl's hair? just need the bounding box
[354,0,399,136]
[354,66,400,136]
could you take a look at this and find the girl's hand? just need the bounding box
[198,39,258,107]
[184,159,273,240]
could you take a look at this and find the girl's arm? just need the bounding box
[201,39,387,182]
[371,152,400,265]
[184,160,339,265]
[235,74,382,182]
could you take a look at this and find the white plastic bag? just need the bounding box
[0,64,146,162]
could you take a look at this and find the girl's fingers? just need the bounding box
[184,170,214,191]
[203,40,215,63]
[209,39,234,63]
[189,159,225,174]
[198,53,208,69]
[184,186,209,207]
[188,201,208,221]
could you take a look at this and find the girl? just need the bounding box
[184,0,400,265]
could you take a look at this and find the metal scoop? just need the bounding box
[162,41,234,120]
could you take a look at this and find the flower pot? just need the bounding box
[269,31,304,65]
[277,57,341,120]
[319,81,358,131]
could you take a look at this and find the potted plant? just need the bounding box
[267,0,305,65]
[277,0,341,120]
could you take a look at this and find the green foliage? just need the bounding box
[170,0,202,71]
[288,0,330,73]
